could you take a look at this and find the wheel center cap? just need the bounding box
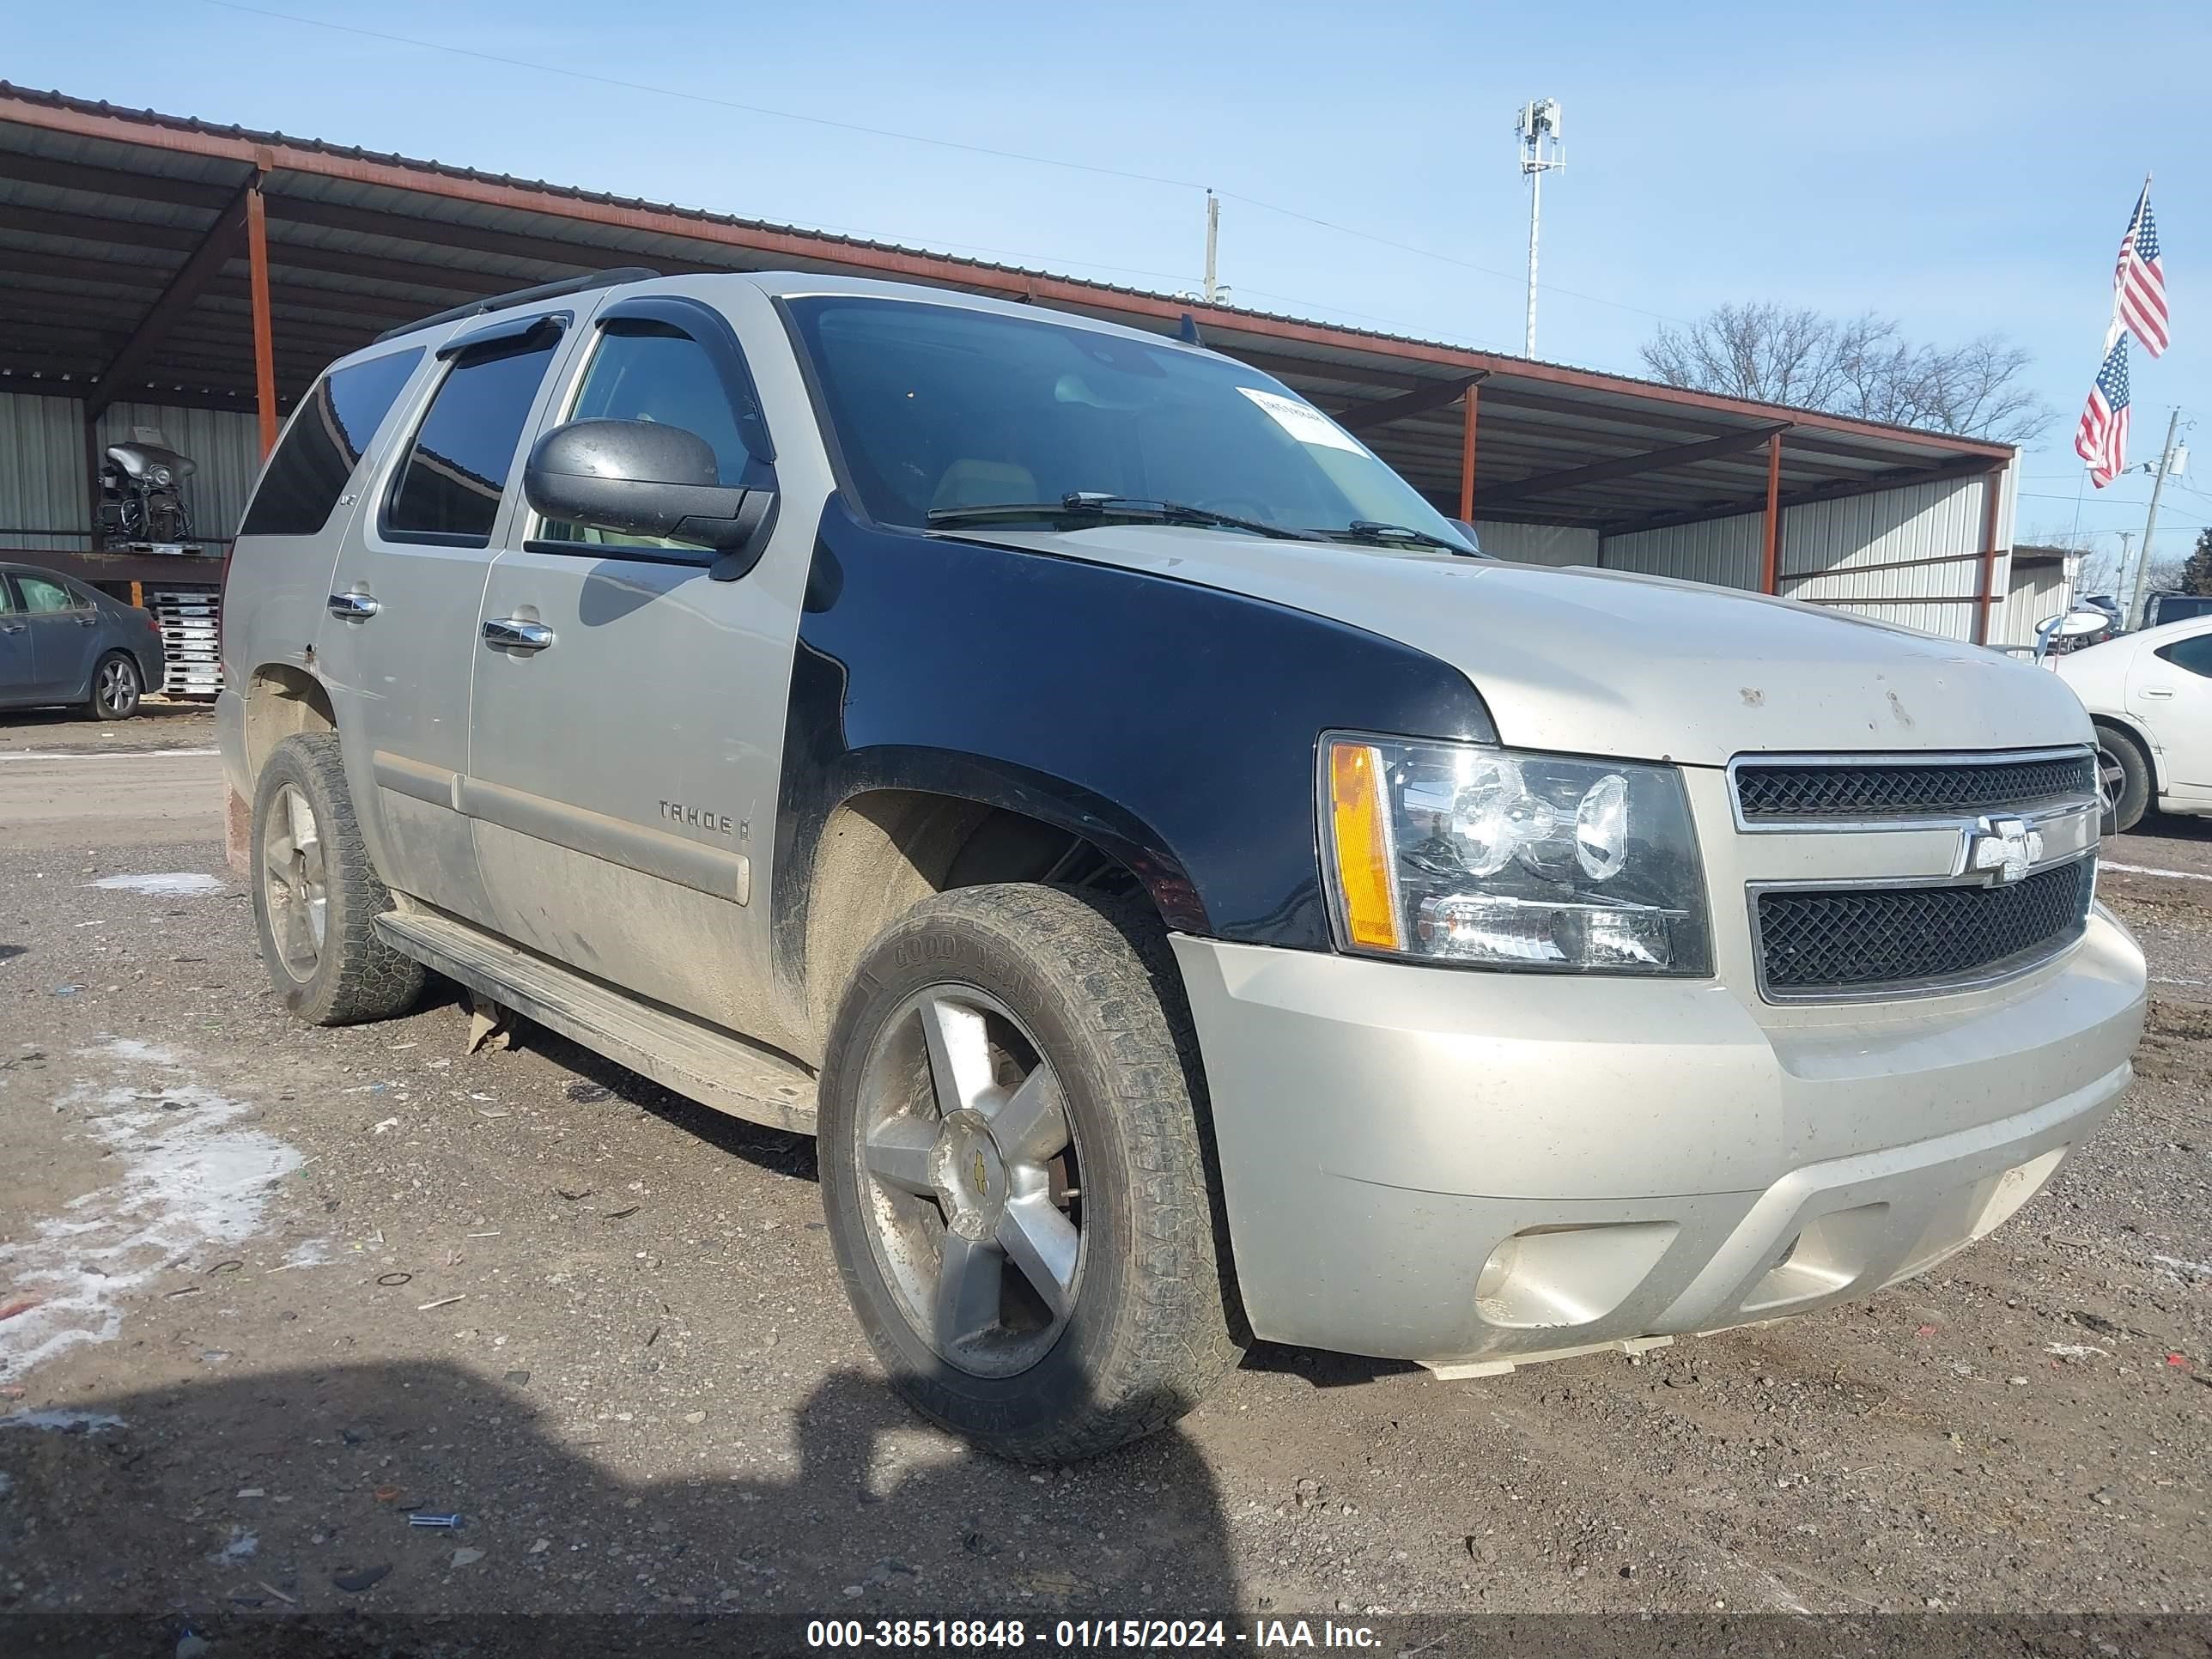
[930,1108,1006,1226]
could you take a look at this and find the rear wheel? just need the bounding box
[86,652,141,720]
[252,732,425,1024]
[819,884,1242,1462]
[2095,724,2151,833]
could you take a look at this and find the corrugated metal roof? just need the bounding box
[0,82,2015,533]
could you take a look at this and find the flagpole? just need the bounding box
[2104,175,2149,352]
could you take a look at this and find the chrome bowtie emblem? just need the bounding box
[1966,816,2042,885]
[972,1152,989,1194]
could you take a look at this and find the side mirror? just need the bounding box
[524,419,775,564]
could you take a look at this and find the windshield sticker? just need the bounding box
[1237,386,1365,454]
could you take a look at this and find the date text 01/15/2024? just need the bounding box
[803,1619,1382,1650]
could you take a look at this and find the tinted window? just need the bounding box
[240,349,423,538]
[386,330,563,546]
[783,297,1471,550]
[537,321,754,550]
[2154,635,2212,679]
[2153,594,2212,627]
[0,578,15,615]
[16,574,85,614]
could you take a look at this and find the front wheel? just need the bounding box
[819,884,1243,1462]
[86,652,141,720]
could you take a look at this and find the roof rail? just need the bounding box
[374,267,663,343]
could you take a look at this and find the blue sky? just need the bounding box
[12,0,2210,566]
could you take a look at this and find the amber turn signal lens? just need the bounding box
[1328,740,1402,951]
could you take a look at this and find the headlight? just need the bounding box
[1321,734,1711,975]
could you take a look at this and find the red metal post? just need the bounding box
[1760,431,1783,594]
[245,182,278,456]
[1458,383,1479,522]
[1972,466,2004,645]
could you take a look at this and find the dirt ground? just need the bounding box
[1,705,2207,1636]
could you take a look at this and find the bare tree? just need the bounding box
[1641,305,2052,445]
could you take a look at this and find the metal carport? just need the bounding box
[0,82,2033,659]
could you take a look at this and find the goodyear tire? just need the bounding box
[819,884,1243,1462]
[251,731,425,1025]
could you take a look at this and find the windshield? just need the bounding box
[784,296,1472,550]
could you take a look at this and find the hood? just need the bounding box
[961,526,2094,766]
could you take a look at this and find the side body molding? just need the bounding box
[370,750,751,904]
[770,500,1495,986]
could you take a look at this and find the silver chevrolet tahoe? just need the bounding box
[217,268,2146,1462]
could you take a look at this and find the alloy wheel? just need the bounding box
[97,657,139,717]
[851,985,1085,1377]
[261,783,329,983]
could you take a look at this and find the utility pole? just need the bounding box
[1202,190,1223,306]
[1515,99,1564,357]
[2124,409,2185,629]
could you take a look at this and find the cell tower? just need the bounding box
[1515,99,1565,357]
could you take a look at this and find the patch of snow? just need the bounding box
[276,1238,333,1270]
[78,1036,180,1066]
[0,1409,127,1433]
[0,1039,301,1383]
[87,872,227,897]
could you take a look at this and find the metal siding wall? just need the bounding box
[93,402,262,544]
[1600,512,1764,591]
[1783,473,1994,644]
[0,391,92,550]
[1475,521,1599,567]
[1994,561,2069,650]
[1594,468,2014,645]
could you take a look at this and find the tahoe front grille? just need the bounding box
[1755,858,2093,998]
[1733,750,2097,824]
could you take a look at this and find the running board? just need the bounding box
[374,908,817,1133]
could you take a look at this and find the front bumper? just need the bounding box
[1170,908,2144,1366]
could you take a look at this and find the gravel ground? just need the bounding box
[0,725,2207,1632]
[0,700,215,755]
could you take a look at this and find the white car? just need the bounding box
[2053,616,2212,831]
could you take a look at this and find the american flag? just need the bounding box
[2114,183,2170,356]
[2075,335,2131,488]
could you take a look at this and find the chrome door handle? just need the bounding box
[2142,687,2176,699]
[483,617,555,652]
[71,616,97,628]
[0,622,24,635]
[327,592,381,621]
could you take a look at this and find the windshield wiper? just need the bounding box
[927,492,1319,542]
[1323,520,1478,555]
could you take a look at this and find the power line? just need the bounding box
[1218,192,1688,327]
[193,0,1208,192]
[190,0,1677,331]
